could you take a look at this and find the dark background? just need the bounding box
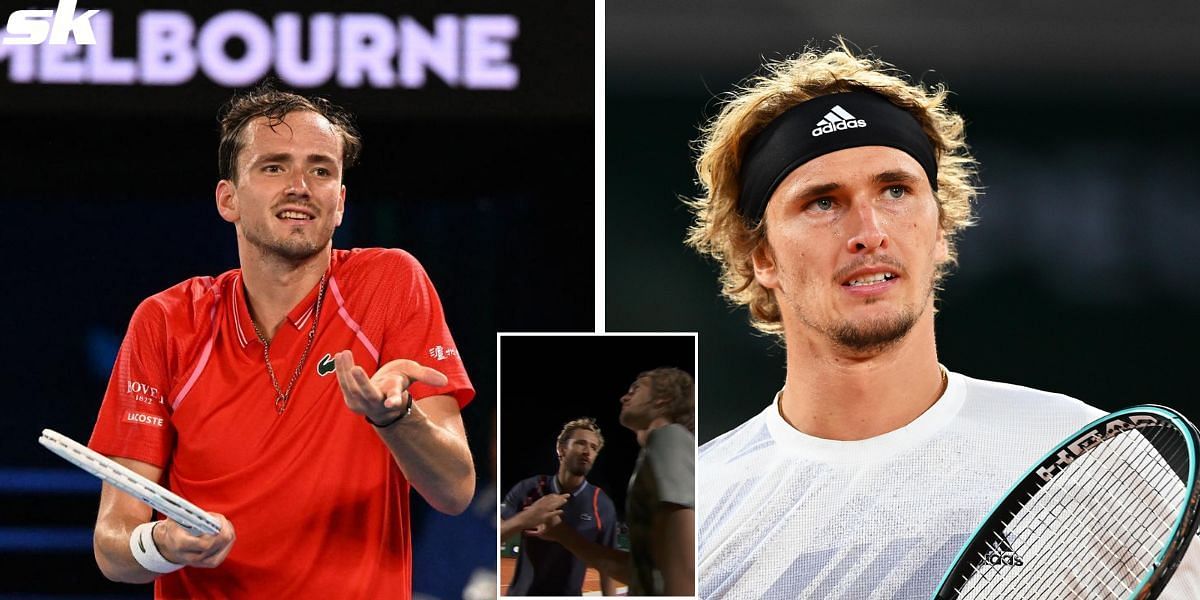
[604,1,1200,443]
[0,0,591,596]
[498,334,695,527]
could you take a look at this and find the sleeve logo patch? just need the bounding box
[123,411,164,428]
[427,345,458,361]
[125,380,162,405]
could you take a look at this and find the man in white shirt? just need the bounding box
[686,41,1196,598]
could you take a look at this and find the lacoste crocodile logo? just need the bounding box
[317,353,335,377]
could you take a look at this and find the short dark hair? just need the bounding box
[639,367,695,433]
[217,82,362,182]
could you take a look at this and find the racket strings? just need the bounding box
[1063,427,1185,594]
[1021,426,1183,596]
[1025,444,1180,598]
[1003,426,1187,598]
[1023,431,1185,597]
[954,423,1190,599]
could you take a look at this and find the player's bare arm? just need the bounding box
[653,503,694,595]
[94,458,235,582]
[499,493,568,539]
[538,517,633,585]
[333,350,475,515]
[600,574,618,596]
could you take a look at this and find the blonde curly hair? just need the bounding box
[685,39,979,336]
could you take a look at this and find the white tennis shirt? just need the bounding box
[698,370,1120,598]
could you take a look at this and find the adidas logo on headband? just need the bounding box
[811,105,867,137]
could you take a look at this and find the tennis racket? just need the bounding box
[38,429,221,536]
[933,405,1200,600]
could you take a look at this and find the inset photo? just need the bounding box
[498,333,696,597]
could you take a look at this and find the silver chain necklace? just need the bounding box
[250,273,327,415]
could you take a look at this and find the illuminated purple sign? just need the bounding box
[0,9,520,89]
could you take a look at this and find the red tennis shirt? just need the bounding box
[88,248,474,599]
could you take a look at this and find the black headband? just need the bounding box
[737,91,938,224]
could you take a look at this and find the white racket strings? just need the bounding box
[953,422,1190,599]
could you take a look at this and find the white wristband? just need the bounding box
[130,521,184,574]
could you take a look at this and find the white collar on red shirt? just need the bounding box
[229,273,323,349]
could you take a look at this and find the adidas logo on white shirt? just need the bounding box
[811,105,868,137]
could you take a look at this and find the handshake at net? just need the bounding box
[504,493,571,540]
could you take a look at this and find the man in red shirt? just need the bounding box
[87,86,476,598]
